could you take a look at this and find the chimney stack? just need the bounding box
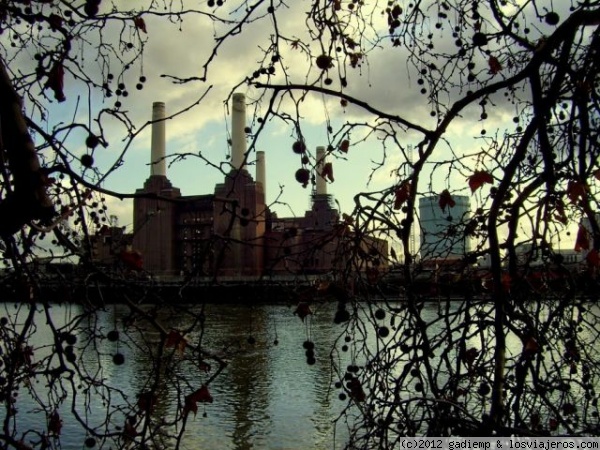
[256,150,266,199]
[316,146,327,196]
[150,102,167,177]
[231,93,247,171]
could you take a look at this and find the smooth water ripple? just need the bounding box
[0,302,353,449]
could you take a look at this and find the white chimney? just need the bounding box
[231,93,247,171]
[316,146,327,195]
[150,102,167,177]
[256,150,266,199]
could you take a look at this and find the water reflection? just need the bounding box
[3,300,595,448]
[49,301,352,450]
[181,304,352,450]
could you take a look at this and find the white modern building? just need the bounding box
[418,195,471,261]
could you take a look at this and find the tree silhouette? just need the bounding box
[1,0,600,448]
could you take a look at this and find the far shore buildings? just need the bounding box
[92,94,387,278]
[90,95,598,279]
[417,194,597,271]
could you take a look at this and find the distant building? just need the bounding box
[418,194,471,263]
[582,213,600,248]
[578,212,600,267]
[94,94,387,278]
[90,224,133,267]
[515,242,582,267]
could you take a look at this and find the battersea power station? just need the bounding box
[117,94,387,278]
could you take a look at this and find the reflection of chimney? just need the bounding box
[256,150,266,198]
[150,102,167,177]
[316,146,327,195]
[231,93,247,171]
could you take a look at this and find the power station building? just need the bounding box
[106,94,387,278]
[418,194,471,263]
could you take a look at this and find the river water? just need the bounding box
[3,299,597,449]
[1,301,365,450]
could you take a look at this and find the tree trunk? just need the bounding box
[0,57,54,238]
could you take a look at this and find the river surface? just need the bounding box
[0,301,369,450]
[2,300,597,449]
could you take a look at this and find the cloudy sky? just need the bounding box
[7,0,581,250]
[30,2,423,223]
